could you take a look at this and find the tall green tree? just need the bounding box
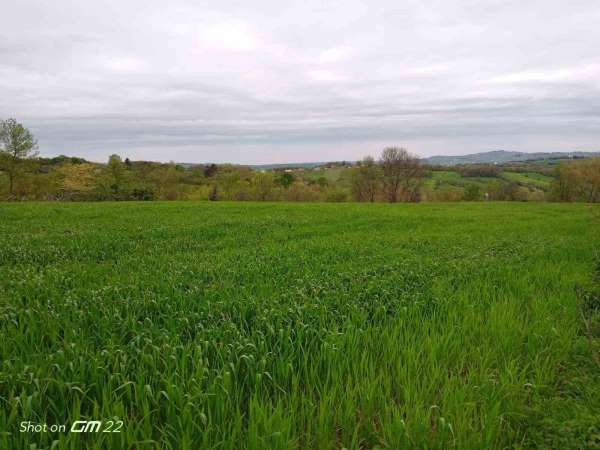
[0,118,38,196]
[105,154,128,198]
[277,172,295,188]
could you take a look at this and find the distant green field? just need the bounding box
[301,167,347,184]
[500,172,554,189]
[425,171,498,188]
[1,202,599,449]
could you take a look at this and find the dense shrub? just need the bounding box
[458,164,500,178]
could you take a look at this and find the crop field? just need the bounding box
[498,172,554,190]
[1,202,599,449]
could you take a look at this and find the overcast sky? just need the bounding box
[1,0,599,163]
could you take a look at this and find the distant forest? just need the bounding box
[1,118,599,203]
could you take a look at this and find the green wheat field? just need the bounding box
[1,202,599,449]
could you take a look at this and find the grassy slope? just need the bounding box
[302,168,345,183]
[426,171,498,189]
[499,172,554,190]
[0,202,599,449]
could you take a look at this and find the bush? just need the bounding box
[325,187,349,202]
[464,184,481,201]
[458,164,500,178]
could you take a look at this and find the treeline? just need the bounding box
[0,149,423,203]
[1,118,599,202]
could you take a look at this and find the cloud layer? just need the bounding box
[1,0,599,163]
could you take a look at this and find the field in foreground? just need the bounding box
[1,202,599,449]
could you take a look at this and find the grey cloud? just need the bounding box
[1,0,599,163]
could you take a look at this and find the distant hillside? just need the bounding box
[180,150,600,169]
[178,162,330,170]
[249,162,328,170]
[424,150,600,166]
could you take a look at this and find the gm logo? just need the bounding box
[70,420,102,433]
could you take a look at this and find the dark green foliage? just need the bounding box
[42,155,88,165]
[204,163,218,177]
[130,187,155,201]
[458,164,500,178]
[277,172,295,188]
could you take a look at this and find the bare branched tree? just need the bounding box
[379,147,425,202]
